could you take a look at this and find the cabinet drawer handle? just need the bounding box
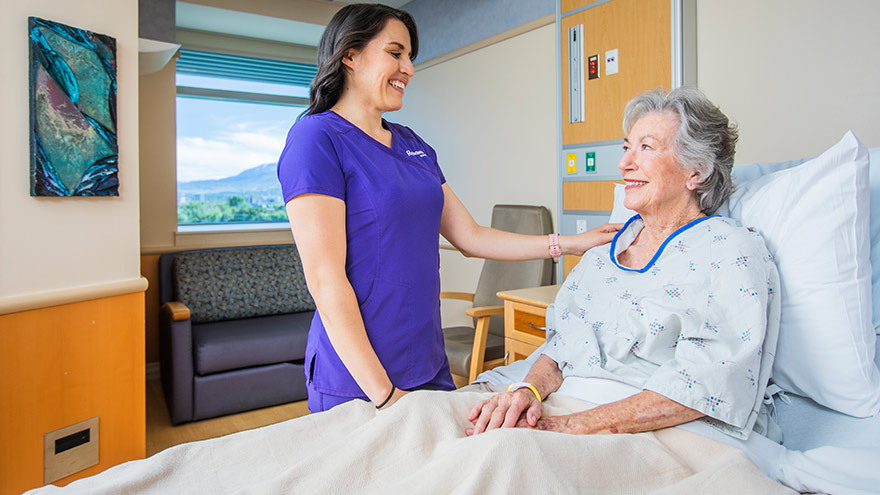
[528,322,547,331]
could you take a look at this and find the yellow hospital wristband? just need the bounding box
[507,382,542,402]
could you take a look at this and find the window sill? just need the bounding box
[177,222,290,233]
[173,223,293,249]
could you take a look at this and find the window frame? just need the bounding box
[174,49,314,232]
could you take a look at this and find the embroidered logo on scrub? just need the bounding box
[406,150,427,157]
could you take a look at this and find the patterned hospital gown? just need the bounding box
[543,215,780,439]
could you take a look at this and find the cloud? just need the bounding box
[177,123,289,182]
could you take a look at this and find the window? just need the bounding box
[175,49,315,230]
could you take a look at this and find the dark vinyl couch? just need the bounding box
[158,244,314,424]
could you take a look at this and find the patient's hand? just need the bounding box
[465,389,542,436]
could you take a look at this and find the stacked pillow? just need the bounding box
[610,132,880,418]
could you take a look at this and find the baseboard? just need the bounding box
[146,361,160,381]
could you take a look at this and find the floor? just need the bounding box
[145,380,310,457]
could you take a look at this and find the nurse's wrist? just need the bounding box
[556,235,570,256]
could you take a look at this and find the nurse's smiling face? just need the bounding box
[342,19,414,113]
[618,112,702,218]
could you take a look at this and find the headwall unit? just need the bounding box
[556,0,692,278]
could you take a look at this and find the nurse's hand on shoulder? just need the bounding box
[376,388,409,410]
[562,223,623,257]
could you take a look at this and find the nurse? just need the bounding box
[278,3,619,412]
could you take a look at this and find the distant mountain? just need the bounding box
[178,162,281,194]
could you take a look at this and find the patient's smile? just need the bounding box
[625,180,648,189]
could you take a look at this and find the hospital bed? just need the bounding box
[28,133,880,494]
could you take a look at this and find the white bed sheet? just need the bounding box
[475,332,880,495]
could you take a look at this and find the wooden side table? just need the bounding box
[497,285,561,365]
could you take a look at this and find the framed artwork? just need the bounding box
[29,17,118,196]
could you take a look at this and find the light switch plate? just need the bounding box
[605,49,619,75]
[576,219,587,234]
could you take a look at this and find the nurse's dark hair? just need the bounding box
[622,87,739,215]
[306,4,418,116]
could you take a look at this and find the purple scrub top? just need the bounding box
[277,110,451,397]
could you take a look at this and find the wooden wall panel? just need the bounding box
[562,180,619,211]
[0,292,145,494]
[560,0,671,145]
[142,254,161,365]
[560,0,585,14]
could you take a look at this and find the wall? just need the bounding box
[0,0,145,492]
[0,0,143,307]
[696,0,880,163]
[393,23,558,325]
[402,0,554,63]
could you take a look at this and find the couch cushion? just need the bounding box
[443,325,506,378]
[174,245,315,324]
[193,362,307,421]
[193,311,314,375]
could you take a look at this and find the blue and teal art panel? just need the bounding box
[29,17,118,196]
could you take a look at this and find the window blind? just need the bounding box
[176,49,317,87]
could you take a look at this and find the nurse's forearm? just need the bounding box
[309,276,394,404]
[532,390,704,434]
[439,184,619,260]
[287,195,393,405]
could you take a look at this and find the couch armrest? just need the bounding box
[439,291,475,302]
[159,303,194,424]
[162,301,191,321]
[465,305,504,318]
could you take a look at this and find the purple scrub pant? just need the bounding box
[307,359,456,413]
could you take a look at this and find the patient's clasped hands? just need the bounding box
[466,388,543,436]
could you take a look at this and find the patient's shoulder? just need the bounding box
[703,216,773,258]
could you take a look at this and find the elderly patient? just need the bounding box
[468,87,780,440]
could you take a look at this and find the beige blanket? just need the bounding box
[33,387,795,494]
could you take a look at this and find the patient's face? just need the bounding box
[618,112,701,218]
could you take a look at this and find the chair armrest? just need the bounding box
[465,305,504,318]
[159,302,194,424]
[162,301,191,321]
[440,291,475,302]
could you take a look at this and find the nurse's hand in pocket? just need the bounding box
[564,223,623,256]
[465,389,542,435]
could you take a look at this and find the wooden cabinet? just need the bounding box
[559,0,672,146]
[497,285,561,364]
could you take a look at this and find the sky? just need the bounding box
[175,75,307,183]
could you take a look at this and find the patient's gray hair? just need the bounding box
[622,87,738,215]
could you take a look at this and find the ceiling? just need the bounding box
[176,1,412,47]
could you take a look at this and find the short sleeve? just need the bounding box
[277,116,345,203]
[644,229,780,435]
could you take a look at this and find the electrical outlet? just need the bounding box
[587,54,599,80]
[44,417,99,484]
[577,219,587,234]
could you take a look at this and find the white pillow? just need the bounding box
[609,183,636,223]
[725,131,879,417]
[607,132,880,417]
[731,147,880,335]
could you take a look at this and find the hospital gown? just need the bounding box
[543,215,780,439]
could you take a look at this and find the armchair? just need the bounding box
[441,205,554,382]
